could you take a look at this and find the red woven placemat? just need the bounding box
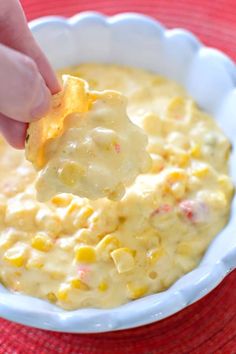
[1,0,236,352]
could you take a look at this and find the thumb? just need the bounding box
[0,43,51,123]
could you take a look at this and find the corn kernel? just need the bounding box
[218,175,228,186]
[48,270,64,280]
[63,203,82,233]
[167,170,186,184]
[57,283,71,301]
[31,233,53,252]
[165,97,186,120]
[47,292,57,303]
[142,112,162,134]
[51,194,73,207]
[190,144,201,158]
[150,154,164,173]
[167,148,190,167]
[91,128,117,148]
[218,175,234,197]
[127,283,148,299]
[66,202,82,216]
[211,191,227,209]
[36,209,62,236]
[147,141,165,155]
[96,234,121,260]
[26,259,43,269]
[192,166,209,178]
[171,182,186,199]
[75,245,96,263]
[167,132,190,149]
[0,230,16,251]
[111,247,135,273]
[147,248,165,265]
[70,278,89,290]
[178,153,190,167]
[73,206,94,229]
[79,206,94,220]
[107,183,125,201]
[162,183,171,194]
[26,253,44,269]
[98,281,108,292]
[3,245,27,267]
[59,161,85,186]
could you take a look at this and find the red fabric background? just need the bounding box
[0,0,236,352]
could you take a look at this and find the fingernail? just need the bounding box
[31,84,51,119]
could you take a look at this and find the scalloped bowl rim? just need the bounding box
[0,12,235,333]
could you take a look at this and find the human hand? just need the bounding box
[0,0,60,149]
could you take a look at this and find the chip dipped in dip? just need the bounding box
[26,75,151,202]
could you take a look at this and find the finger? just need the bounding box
[0,44,51,122]
[0,113,27,149]
[0,0,61,94]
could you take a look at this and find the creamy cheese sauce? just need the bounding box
[35,87,151,202]
[0,64,233,309]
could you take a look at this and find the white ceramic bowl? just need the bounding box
[0,12,236,333]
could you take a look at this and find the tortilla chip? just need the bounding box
[25,75,90,169]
